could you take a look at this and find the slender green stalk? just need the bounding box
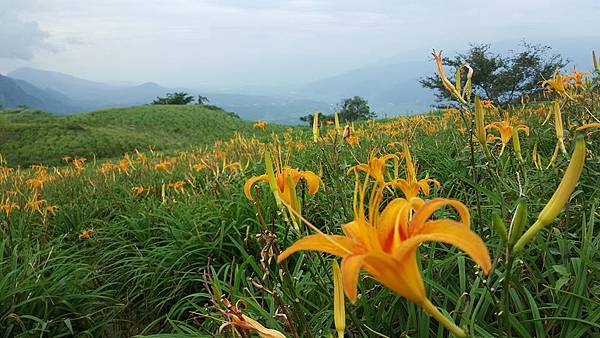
[420,298,467,337]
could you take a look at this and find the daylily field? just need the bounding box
[1,54,599,337]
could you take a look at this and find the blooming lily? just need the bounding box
[352,151,397,184]
[278,170,491,337]
[244,150,322,211]
[391,142,440,198]
[486,113,529,156]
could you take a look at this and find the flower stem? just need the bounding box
[420,298,467,337]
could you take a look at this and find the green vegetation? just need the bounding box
[420,42,566,105]
[0,105,278,166]
[152,92,196,105]
[300,95,374,125]
[1,51,599,338]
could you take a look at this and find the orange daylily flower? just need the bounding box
[570,66,591,87]
[244,152,322,207]
[540,73,572,98]
[278,171,491,337]
[0,200,20,216]
[346,136,359,146]
[254,121,267,130]
[352,151,398,184]
[390,143,440,198]
[79,227,94,239]
[193,163,207,172]
[168,181,185,193]
[486,113,529,156]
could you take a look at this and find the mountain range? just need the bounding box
[2,67,336,123]
[2,38,597,123]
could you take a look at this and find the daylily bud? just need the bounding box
[313,112,320,143]
[554,102,567,155]
[264,151,281,207]
[342,124,351,141]
[474,96,492,158]
[432,50,458,95]
[334,111,341,134]
[463,63,473,102]
[514,135,586,252]
[492,213,508,242]
[455,67,462,95]
[508,199,527,246]
[512,131,524,163]
[593,50,599,71]
[332,260,346,338]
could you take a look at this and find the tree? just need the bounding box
[299,96,375,125]
[420,42,566,106]
[197,95,209,105]
[338,96,375,121]
[152,92,195,105]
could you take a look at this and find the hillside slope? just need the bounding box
[0,105,279,166]
[0,74,80,113]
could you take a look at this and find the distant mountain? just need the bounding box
[298,60,434,115]
[6,67,329,123]
[0,74,79,113]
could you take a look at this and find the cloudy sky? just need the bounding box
[1,0,599,92]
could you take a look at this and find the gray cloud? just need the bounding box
[3,0,600,90]
[0,1,53,60]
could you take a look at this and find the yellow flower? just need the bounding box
[155,161,172,171]
[221,313,285,338]
[346,136,359,146]
[244,161,321,207]
[79,227,94,239]
[486,113,529,156]
[168,181,185,193]
[254,121,267,130]
[193,163,207,172]
[540,73,571,98]
[570,66,590,87]
[278,172,491,337]
[25,198,47,213]
[132,186,146,195]
[0,200,20,216]
[352,151,397,184]
[390,143,440,199]
[45,205,59,214]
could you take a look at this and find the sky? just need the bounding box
[1,0,599,92]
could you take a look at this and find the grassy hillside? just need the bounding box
[0,105,279,166]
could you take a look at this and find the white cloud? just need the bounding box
[2,0,599,89]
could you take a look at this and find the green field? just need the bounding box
[1,92,599,338]
[0,105,281,166]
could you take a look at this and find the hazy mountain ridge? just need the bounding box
[298,59,435,114]
[0,74,81,113]
[5,68,331,123]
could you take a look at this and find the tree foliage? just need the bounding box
[152,92,195,105]
[300,96,375,125]
[420,42,566,105]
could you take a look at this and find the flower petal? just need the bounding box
[277,234,355,263]
[377,198,412,251]
[299,171,322,195]
[362,251,426,303]
[395,220,492,274]
[240,314,286,338]
[341,255,365,303]
[410,198,470,234]
[244,175,269,201]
